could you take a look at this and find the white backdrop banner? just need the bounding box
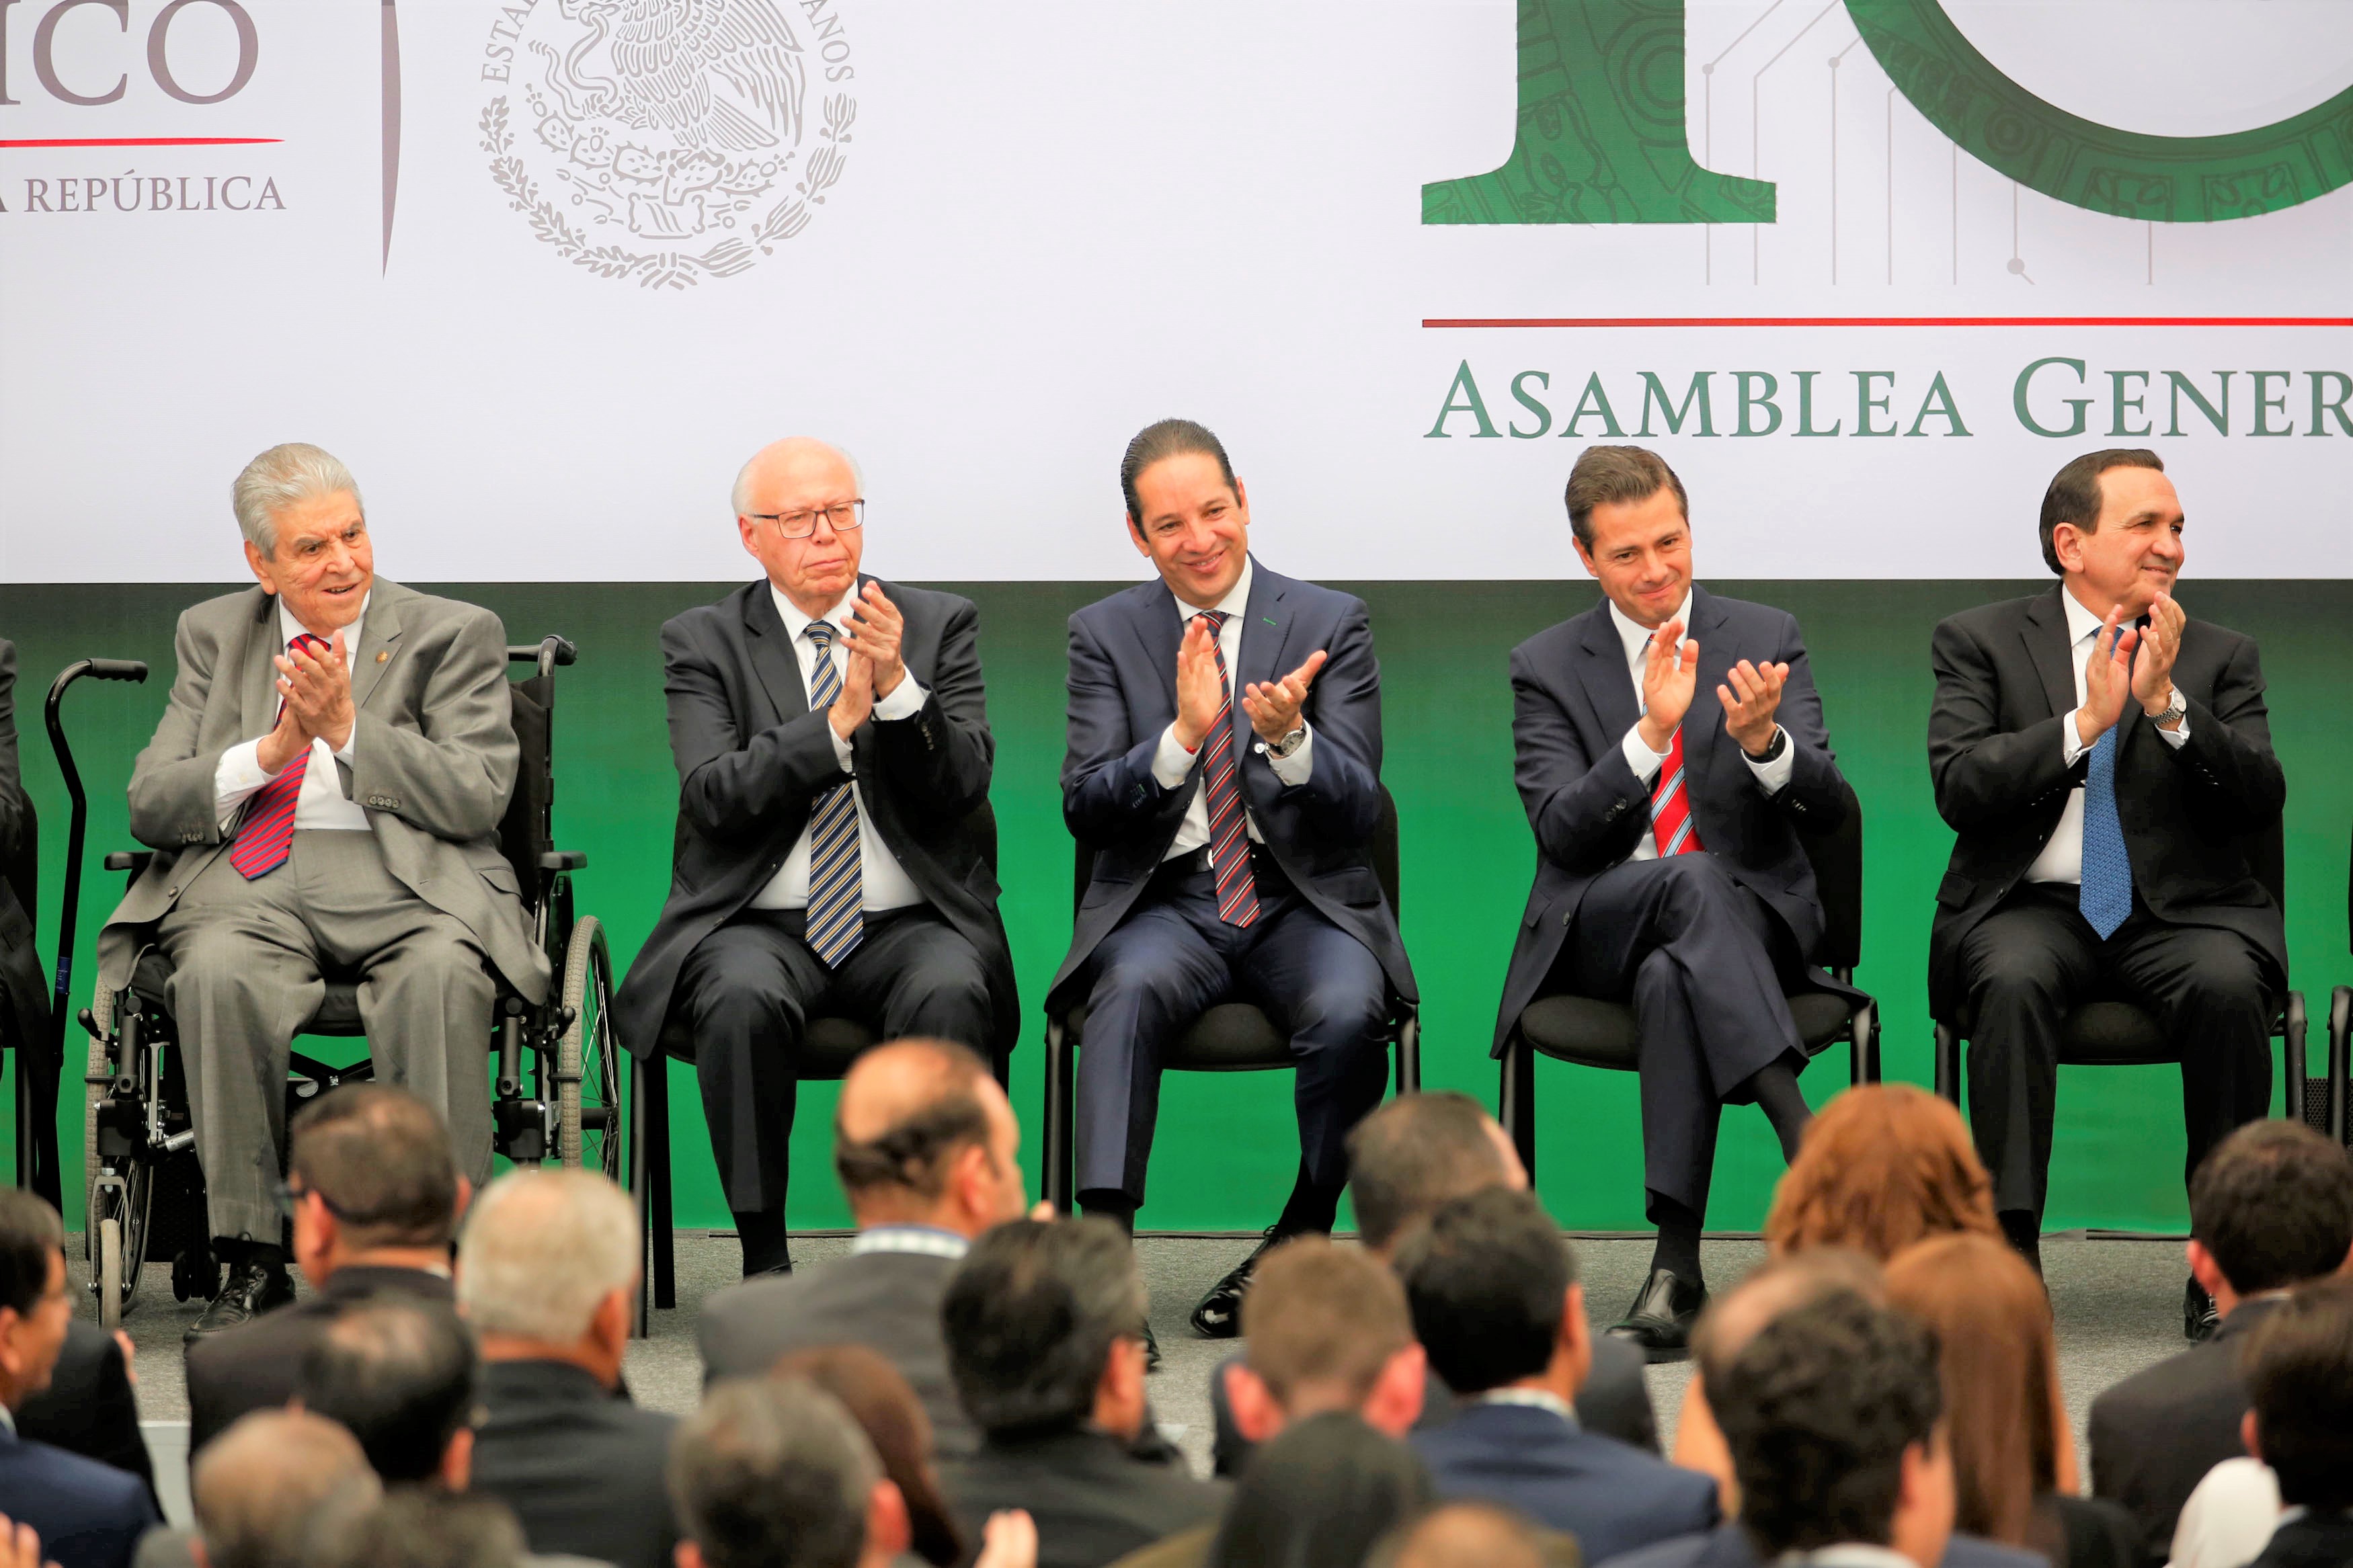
[1,1,2348,583]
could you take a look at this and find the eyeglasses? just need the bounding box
[749,500,865,539]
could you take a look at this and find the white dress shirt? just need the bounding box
[1607,591,1794,863]
[1775,1547,1918,1568]
[1149,558,1315,863]
[212,597,371,833]
[750,583,928,913]
[2024,587,2192,886]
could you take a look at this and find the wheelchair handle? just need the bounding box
[44,657,153,1093]
[507,636,577,679]
[81,660,149,684]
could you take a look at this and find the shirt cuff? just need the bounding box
[1620,723,1671,784]
[1742,728,1796,795]
[2155,707,2190,747]
[828,721,854,773]
[872,675,927,723]
[214,739,275,829]
[1152,724,1201,790]
[2061,709,2091,766]
[1265,724,1313,787]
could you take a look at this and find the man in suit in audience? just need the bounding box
[1403,1188,1718,1561]
[1051,418,1412,1339]
[2241,1279,2353,1568]
[188,1411,380,1568]
[2089,1121,2353,1564]
[616,437,1015,1279]
[18,1325,154,1509]
[186,1085,465,1455]
[0,1191,159,1568]
[295,1298,478,1487]
[1927,449,2284,1323]
[461,1169,676,1568]
[1209,1090,1657,1475]
[698,1038,1029,1458]
[1497,445,1857,1359]
[941,1219,1222,1568]
[98,442,545,1338]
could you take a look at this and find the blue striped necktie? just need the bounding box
[2078,629,2134,940]
[802,621,864,967]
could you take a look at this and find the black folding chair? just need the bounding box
[1041,785,1421,1214]
[2317,821,2350,1145]
[1933,815,2311,1136]
[1499,780,1881,1180]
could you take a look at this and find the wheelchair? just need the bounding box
[51,638,631,1327]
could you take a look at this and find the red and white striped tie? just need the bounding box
[228,632,329,879]
[1649,726,1704,858]
[1194,612,1259,928]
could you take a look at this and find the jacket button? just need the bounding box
[167,887,179,899]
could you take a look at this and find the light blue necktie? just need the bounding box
[2078,630,2134,940]
[801,622,864,967]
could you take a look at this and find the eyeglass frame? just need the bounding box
[747,499,865,539]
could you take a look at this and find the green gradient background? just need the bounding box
[5,580,2346,1235]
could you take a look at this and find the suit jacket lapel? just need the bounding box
[1572,603,1640,742]
[743,584,807,724]
[1679,585,1727,784]
[346,587,404,713]
[1129,581,1185,722]
[239,591,280,736]
[2022,588,2079,722]
[1235,562,1295,761]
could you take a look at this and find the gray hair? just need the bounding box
[730,437,864,518]
[668,1377,879,1568]
[233,442,362,556]
[456,1168,639,1344]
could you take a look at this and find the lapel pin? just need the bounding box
[376,651,389,663]
[1262,616,1277,626]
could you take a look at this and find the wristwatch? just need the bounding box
[1268,726,1308,760]
[2148,686,2187,728]
[1745,726,1789,764]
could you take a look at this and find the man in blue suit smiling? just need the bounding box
[1049,419,1414,1340]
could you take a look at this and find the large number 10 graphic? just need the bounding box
[1423,0,2353,225]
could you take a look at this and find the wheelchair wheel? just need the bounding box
[96,1219,122,1331]
[82,984,154,1322]
[557,916,622,1181]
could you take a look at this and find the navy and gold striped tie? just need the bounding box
[802,621,863,967]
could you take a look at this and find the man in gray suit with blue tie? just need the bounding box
[99,443,545,1339]
[1049,419,1413,1339]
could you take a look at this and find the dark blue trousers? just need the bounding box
[1076,854,1390,1208]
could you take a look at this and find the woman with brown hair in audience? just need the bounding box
[1886,1233,2135,1568]
[1762,1083,2000,1261]
[772,1344,966,1567]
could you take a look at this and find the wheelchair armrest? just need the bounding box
[104,851,151,876]
[538,851,588,872]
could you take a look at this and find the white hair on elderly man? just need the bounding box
[232,442,362,556]
[456,1167,639,1346]
[728,436,865,518]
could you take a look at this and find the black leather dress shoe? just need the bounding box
[1142,1315,1162,1373]
[1606,1268,1708,1363]
[1191,1227,1281,1339]
[2186,1276,2221,1343]
[184,1259,295,1344]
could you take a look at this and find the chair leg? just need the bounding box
[1933,1022,1961,1105]
[1499,1037,1536,1183]
[1847,1002,1876,1088]
[2329,987,2350,1146]
[647,1059,675,1311]
[2282,991,2308,1124]
[629,1053,649,1338]
[1043,1018,1073,1216]
[1396,1007,1421,1096]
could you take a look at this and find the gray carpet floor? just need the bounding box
[87,1227,2196,1506]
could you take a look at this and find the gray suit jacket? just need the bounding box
[98,581,547,1001]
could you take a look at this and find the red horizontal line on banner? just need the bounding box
[1424,316,2353,329]
[0,136,282,149]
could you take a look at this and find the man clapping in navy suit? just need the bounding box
[1048,419,1414,1341]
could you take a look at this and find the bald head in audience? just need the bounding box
[192,1409,381,1568]
[832,1040,1027,1237]
[1369,1503,1560,1568]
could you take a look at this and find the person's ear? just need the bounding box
[2052,522,2086,575]
[867,1479,910,1560]
[2188,1241,2229,1300]
[2241,1408,2262,1461]
[245,539,278,593]
[674,1540,705,1568]
[1231,479,1249,524]
[1560,1282,1591,1369]
[1227,1363,1283,1445]
[2337,1237,2353,1280]
[0,1306,26,1380]
[1364,1344,1427,1437]
[950,1143,992,1223]
[440,1426,474,1492]
[1572,536,1599,579]
[451,1175,475,1227]
[593,1284,635,1358]
[190,1541,212,1568]
[738,513,764,563]
[1127,516,1152,558]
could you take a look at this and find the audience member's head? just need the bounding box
[941,1217,1148,1444]
[1886,1233,2062,1545]
[834,1040,1027,1239]
[1716,1294,1953,1568]
[313,1489,525,1568]
[771,1346,962,1568]
[2241,1277,2353,1516]
[1228,1237,1425,1445]
[1677,1249,1887,1512]
[1395,1188,1584,1401]
[296,1298,480,1487]
[192,1410,381,1568]
[669,1376,908,1568]
[456,1168,638,1388]
[1764,1085,1997,1262]
[287,1085,465,1285]
[2188,1120,2353,1312]
[0,1190,69,1413]
[1206,1412,1435,1568]
[1345,1091,1525,1259]
[1367,1503,1559,1568]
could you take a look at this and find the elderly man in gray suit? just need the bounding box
[98,442,546,1339]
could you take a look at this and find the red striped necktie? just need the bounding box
[1193,612,1259,928]
[1649,726,1705,857]
[229,632,329,879]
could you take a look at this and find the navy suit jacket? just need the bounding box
[1048,561,1412,1010]
[1411,1402,1719,1564]
[1596,1522,2043,1568]
[0,1422,158,1568]
[1493,587,1849,1055]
